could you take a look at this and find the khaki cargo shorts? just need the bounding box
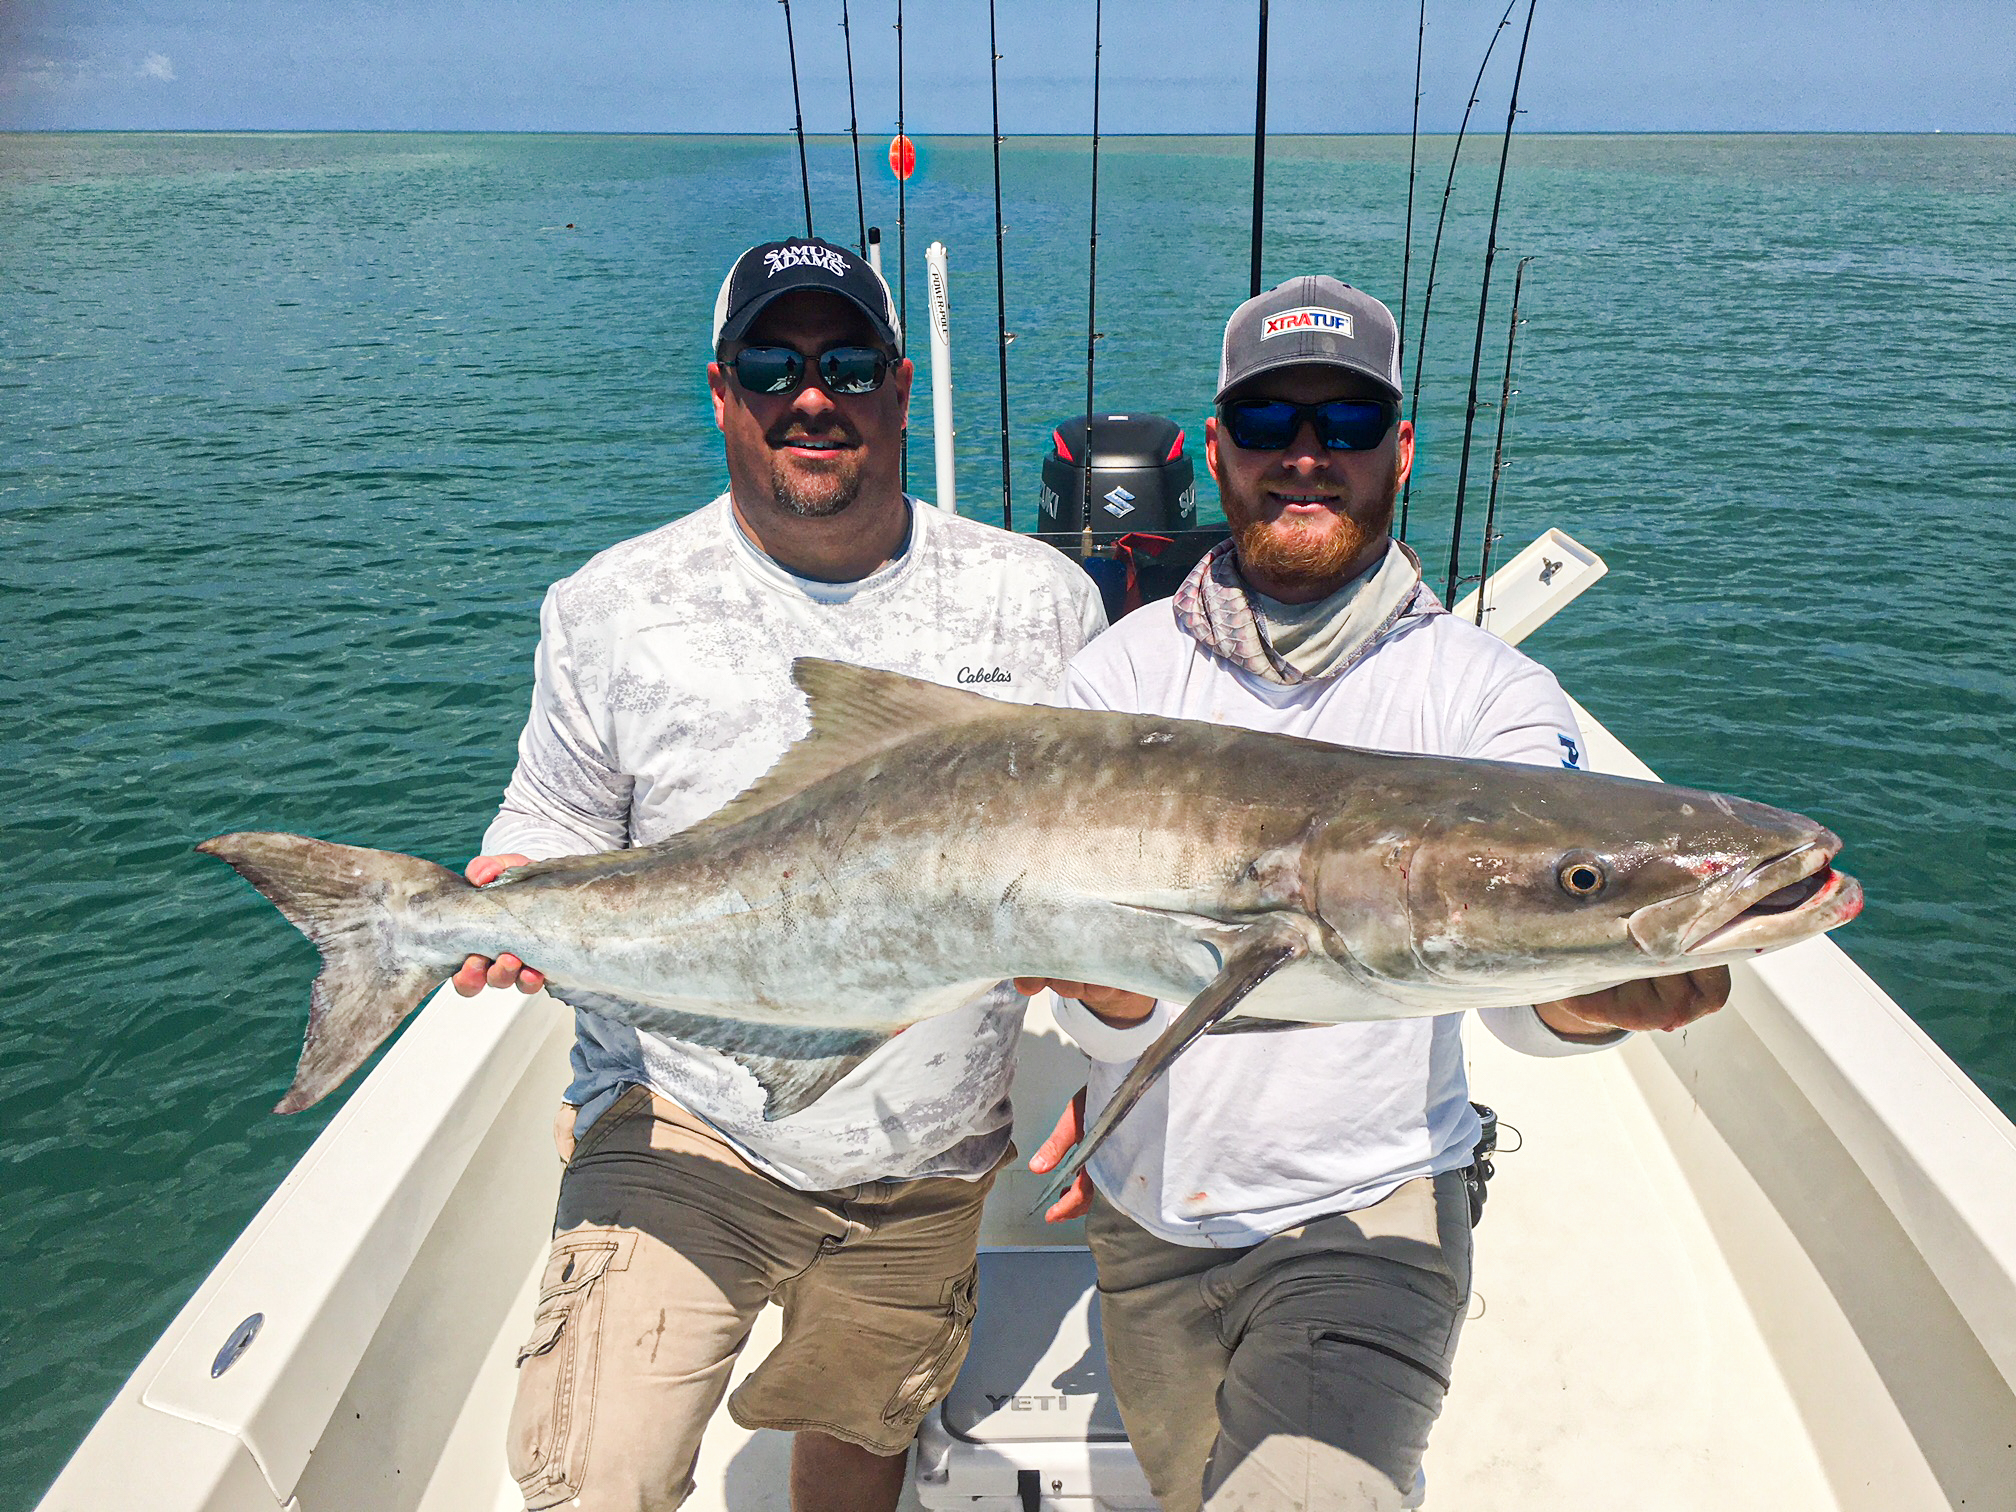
[506,1087,998,1512]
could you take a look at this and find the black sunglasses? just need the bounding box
[1217,397,1400,453]
[729,344,890,397]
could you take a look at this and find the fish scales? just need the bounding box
[465,718,1243,1016]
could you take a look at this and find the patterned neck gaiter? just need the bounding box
[1171,536,1443,685]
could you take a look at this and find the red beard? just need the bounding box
[1224,461,1400,594]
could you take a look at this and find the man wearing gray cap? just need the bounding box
[1018,276,1727,1511]
[461,235,1105,1512]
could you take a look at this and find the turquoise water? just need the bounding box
[3,131,2012,1500]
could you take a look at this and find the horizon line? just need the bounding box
[5,127,2009,139]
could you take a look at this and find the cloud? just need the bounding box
[2,54,101,100]
[139,52,174,82]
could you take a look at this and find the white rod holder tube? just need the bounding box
[926,240,956,514]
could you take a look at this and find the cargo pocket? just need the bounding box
[1311,1328,1451,1414]
[507,1232,633,1509]
[880,1264,980,1429]
[1303,1327,1451,1495]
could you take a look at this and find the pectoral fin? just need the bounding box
[1033,918,1311,1212]
[549,986,891,1120]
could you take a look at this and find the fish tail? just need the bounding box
[197,831,468,1114]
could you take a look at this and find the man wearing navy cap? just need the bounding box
[462,236,1105,1512]
[1018,275,1727,1512]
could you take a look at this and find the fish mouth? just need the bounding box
[1685,862,1862,954]
[1661,842,1862,959]
[1629,833,1864,959]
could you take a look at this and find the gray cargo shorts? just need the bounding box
[1087,1171,1474,1512]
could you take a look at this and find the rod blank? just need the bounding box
[1250,0,1270,298]
[1445,0,1539,607]
[780,0,812,237]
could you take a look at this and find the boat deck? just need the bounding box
[269,979,1984,1512]
[42,892,2016,1512]
[42,779,2016,1512]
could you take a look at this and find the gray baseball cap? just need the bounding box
[1216,276,1403,403]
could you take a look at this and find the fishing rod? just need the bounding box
[896,0,908,490]
[895,0,908,341]
[1250,0,1270,297]
[1079,0,1104,560]
[841,0,866,253]
[988,0,1014,530]
[780,0,812,237]
[1398,0,1426,362]
[1395,0,1518,544]
[1474,255,1534,626]
[1444,0,1537,608]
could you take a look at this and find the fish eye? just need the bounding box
[1557,852,1607,899]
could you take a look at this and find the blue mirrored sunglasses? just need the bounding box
[1218,397,1399,453]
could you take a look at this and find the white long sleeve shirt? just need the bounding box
[484,495,1107,1190]
[1050,595,1621,1247]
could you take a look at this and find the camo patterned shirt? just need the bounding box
[483,495,1106,1189]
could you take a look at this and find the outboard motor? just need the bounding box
[1037,413,1196,540]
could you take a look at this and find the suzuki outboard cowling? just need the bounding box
[1038,413,1196,540]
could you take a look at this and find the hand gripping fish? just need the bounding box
[200,659,1862,1205]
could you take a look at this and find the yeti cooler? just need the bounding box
[914,1247,1154,1512]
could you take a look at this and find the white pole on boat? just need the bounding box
[926,240,957,514]
[866,224,883,277]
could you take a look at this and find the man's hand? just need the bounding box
[1535,966,1730,1040]
[451,853,547,997]
[1012,977,1157,1029]
[1028,1088,1091,1223]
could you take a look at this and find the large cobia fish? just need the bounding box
[201,659,1862,1203]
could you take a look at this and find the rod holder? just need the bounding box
[927,241,957,515]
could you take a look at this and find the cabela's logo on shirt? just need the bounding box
[957,666,1013,686]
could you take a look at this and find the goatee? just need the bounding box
[766,422,866,518]
[770,464,862,519]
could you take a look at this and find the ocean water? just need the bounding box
[2,131,2012,1501]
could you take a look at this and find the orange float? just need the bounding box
[888,133,917,181]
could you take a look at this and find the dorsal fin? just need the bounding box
[502,659,1021,884]
[795,656,1018,743]
[707,657,1023,828]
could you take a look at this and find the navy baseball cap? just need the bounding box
[712,237,903,354]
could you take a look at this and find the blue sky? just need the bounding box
[4,0,2013,134]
